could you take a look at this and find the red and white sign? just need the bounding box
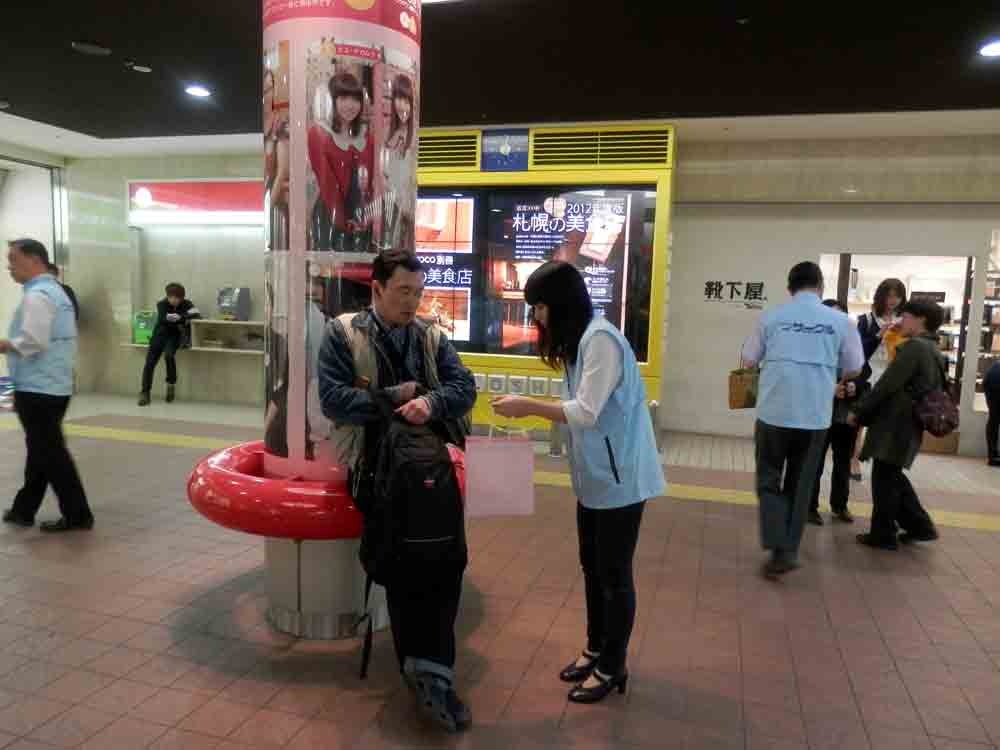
[263,0,421,42]
[128,181,265,225]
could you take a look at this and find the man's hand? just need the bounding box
[835,383,846,400]
[491,395,534,419]
[397,381,418,403]
[165,313,181,323]
[0,340,11,354]
[396,397,432,425]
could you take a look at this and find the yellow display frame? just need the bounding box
[417,125,674,430]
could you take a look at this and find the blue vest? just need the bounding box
[564,317,666,509]
[756,292,848,430]
[7,275,77,397]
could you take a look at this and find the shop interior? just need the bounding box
[820,252,996,417]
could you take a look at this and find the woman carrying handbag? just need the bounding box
[492,261,665,704]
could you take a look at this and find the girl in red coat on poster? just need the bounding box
[308,71,375,253]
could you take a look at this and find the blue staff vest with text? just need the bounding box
[564,316,666,509]
[7,275,77,397]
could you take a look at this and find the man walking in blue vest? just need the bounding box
[742,262,863,579]
[0,239,94,532]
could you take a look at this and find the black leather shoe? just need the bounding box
[137,392,150,406]
[989,457,1000,467]
[808,510,824,526]
[40,517,94,533]
[900,529,939,544]
[559,650,599,683]
[856,533,897,551]
[568,670,628,703]
[165,384,175,404]
[2,509,33,528]
[832,509,855,524]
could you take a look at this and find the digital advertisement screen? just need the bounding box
[416,185,655,360]
[415,197,475,253]
[488,189,636,352]
[415,251,476,342]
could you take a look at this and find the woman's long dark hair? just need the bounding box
[524,262,594,371]
[872,278,907,318]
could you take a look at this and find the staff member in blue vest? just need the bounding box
[493,261,664,704]
[0,239,94,532]
[742,262,863,579]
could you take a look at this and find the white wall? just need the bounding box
[0,163,54,375]
[662,203,998,457]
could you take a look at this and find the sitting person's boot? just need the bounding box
[165,384,175,404]
[138,391,151,406]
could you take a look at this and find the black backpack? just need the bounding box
[354,410,466,677]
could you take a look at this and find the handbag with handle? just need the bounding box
[729,348,759,410]
[464,425,535,518]
[912,358,960,438]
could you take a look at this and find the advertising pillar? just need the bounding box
[263,0,422,473]
[261,0,420,637]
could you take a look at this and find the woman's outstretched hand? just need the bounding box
[491,395,533,419]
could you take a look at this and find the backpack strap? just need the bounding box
[355,575,375,679]
[416,321,471,444]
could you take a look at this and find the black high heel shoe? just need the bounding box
[559,650,599,683]
[568,670,628,703]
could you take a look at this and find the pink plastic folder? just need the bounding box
[464,427,535,518]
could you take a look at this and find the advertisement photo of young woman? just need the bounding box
[381,73,417,252]
[263,42,290,251]
[307,56,376,255]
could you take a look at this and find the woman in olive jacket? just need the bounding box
[848,300,943,550]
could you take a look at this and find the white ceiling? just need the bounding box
[1,108,999,161]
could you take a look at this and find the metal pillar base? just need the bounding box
[265,538,388,640]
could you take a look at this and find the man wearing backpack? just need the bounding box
[317,249,476,732]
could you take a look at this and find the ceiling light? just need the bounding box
[0,101,9,111]
[842,186,859,194]
[185,84,212,98]
[125,60,153,73]
[72,41,112,57]
[980,40,1000,57]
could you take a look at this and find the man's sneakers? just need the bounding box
[899,528,939,545]
[410,672,471,733]
[762,551,800,580]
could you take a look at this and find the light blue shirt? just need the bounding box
[742,292,864,430]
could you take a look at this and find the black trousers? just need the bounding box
[141,332,181,392]
[986,387,999,459]
[810,422,860,514]
[754,421,827,562]
[578,500,645,677]
[385,564,464,678]
[11,392,93,524]
[869,460,935,543]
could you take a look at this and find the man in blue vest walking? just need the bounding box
[0,239,94,532]
[743,262,863,579]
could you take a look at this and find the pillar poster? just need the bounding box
[263,0,421,473]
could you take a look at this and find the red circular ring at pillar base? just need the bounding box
[187,441,363,540]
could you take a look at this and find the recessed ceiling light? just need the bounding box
[843,186,859,194]
[71,41,112,57]
[980,40,1000,57]
[185,84,212,98]
[125,60,153,73]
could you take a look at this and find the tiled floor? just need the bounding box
[0,399,998,749]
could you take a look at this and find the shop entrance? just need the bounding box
[820,253,976,453]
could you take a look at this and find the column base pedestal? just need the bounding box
[265,538,389,640]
